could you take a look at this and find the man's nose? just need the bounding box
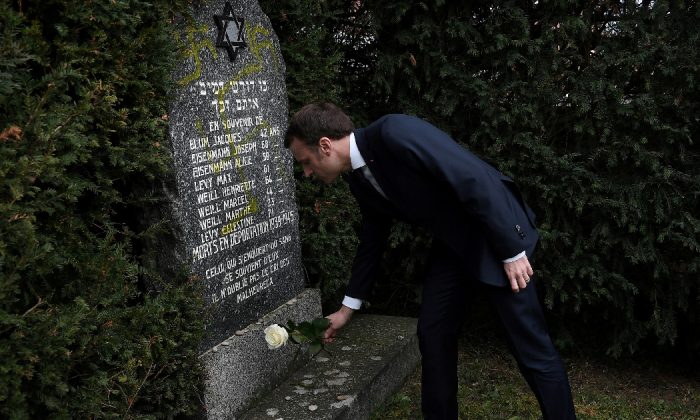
[303,167,313,177]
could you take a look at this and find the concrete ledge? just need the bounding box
[201,289,322,419]
[240,314,420,420]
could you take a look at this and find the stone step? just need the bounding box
[240,314,420,420]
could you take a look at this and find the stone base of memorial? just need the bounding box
[200,288,322,418]
[239,313,420,420]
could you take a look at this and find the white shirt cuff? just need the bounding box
[342,295,363,310]
[502,251,526,263]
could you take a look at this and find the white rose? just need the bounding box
[264,324,289,349]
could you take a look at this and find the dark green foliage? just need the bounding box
[284,317,330,355]
[264,0,700,358]
[0,0,204,417]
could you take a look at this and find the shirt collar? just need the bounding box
[349,132,366,170]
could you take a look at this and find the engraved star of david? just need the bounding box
[214,1,246,62]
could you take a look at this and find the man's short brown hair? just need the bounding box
[284,102,354,148]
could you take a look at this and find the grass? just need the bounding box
[372,333,700,419]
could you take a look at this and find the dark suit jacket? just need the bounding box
[345,114,539,300]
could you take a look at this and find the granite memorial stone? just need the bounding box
[169,0,305,351]
[167,1,322,417]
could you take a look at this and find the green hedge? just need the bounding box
[263,0,700,358]
[0,1,204,417]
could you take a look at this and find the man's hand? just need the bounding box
[323,305,354,343]
[503,255,534,293]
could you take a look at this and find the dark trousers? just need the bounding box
[417,246,576,419]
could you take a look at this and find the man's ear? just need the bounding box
[318,137,332,155]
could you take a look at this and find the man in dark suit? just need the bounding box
[285,102,576,419]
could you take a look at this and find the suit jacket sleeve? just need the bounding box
[344,181,392,301]
[380,115,534,261]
